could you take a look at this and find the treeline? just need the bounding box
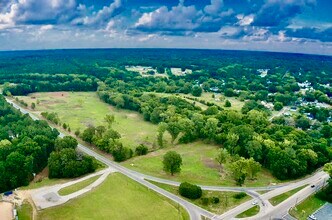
[97,82,332,180]
[0,95,59,192]
[1,74,99,96]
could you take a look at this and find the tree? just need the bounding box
[157,122,167,147]
[191,85,203,97]
[179,182,202,199]
[215,148,229,172]
[104,114,115,128]
[225,100,231,107]
[246,158,261,180]
[295,116,310,130]
[229,157,248,186]
[135,144,148,156]
[273,102,283,111]
[31,102,36,110]
[55,136,78,151]
[163,151,182,175]
[202,117,218,141]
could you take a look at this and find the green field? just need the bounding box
[289,195,325,220]
[235,205,260,218]
[17,201,33,220]
[39,173,189,220]
[123,142,279,186]
[149,180,250,214]
[58,175,101,196]
[149,92,245,111]
[16,92,162,149]
[269,185,307,206]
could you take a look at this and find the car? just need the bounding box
[251,200,258,205]
[311,185,315,188]
[309,214,317,220]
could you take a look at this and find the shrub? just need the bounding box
[211,196,220,204]
[135,144,148,156]
[233,192,247,199]
[201,197,209,205]
[179,182,202,199]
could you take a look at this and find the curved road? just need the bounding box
[6,97,329,220]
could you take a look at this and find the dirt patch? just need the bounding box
[126,113,138,118]
[34,167,49,183]
[0,202,13,220]
[202,158,219,169]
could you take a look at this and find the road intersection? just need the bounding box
[7,97,329,220]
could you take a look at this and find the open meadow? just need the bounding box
[16,92,162,149]
[38,173,189,220]
[123,142,280,186]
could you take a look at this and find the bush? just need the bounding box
[233,192,247,199]
[211,196,220,204]
[225,100,231,107]
[179,182,202,199]
[201,197,209,205]
[135,144,148,156]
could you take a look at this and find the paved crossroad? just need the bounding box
[6,97,329,220]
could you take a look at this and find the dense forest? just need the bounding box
[0,96,59,192]
[0,49,331,181]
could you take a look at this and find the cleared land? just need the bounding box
[149,180,250,214]
[235,205,260,218]
[58,175,101,196]
[269,185,307,206]
[39,173,189,220]
[16,92,161,149]
[123,142,280,186]
[289,195,325,220]
[0,202,13,220]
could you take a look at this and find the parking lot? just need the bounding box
[310,203,332,220]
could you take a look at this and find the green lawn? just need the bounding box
[123,141,280,186]
[17,201,33,220]
[289,195,325,220]
[16,92,161,149]
[269,185,307,206]
[148,180,250,214]
[38,173,189,220]
[58,175,101,196]
[236,205,260,218]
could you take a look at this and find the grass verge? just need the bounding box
[17,200,33,220]
[235,205,260,218]
[289,195,325,220]
[58,175,101,196]
[148,180,250,215]
[38,173,189,220]
[269,185,307,206]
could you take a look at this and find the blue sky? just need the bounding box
[0,0,331,55]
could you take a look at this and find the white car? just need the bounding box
[251,200,258,205]
[309,214,317,220]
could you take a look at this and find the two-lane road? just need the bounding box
[6,97,329,220]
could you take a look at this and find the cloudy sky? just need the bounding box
[0,0,331,55]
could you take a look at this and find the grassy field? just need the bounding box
[39,173,189,220]
[235,205,260,218]
[149,180,250,214]
[17,201,33,220]
[58,175,101,196]
[289,195,325,220]
[123,141,280,186]
[16,92,161,149]
[269,185,307,206]
[150,92,245,111]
